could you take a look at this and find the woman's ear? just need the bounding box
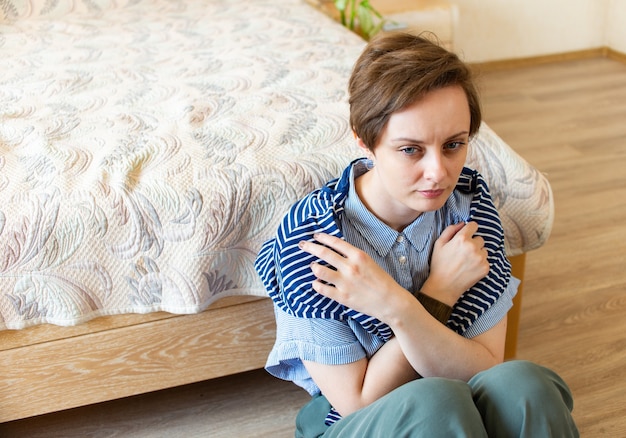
[354,134,371,156]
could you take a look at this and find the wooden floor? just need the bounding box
[2,57,625,437]
[476,56,626,437]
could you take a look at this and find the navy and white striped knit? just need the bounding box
[255,158,511,341]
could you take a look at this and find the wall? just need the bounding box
[607,0,626,54]
[451,0,614,63]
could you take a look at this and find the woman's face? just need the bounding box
[355,85,471,231]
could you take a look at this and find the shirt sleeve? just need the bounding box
[462,275,520,338]
[265,305,384,395]
[447,169,513,335]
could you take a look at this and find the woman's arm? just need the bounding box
[303,337,418,417]
[301,223,506,380]
[300,224,491,418]
[389,300,507,380]
[303,316,506,418]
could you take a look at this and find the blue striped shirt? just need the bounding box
[255,158,519,415]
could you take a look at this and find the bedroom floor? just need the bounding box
[2,368,309,438]
[2,56,625,438]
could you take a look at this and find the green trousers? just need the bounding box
[295,360,578,438]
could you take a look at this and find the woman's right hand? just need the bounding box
[421,221,489,306]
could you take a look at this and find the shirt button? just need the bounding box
[398,255,407,264]
[396,235,404,243]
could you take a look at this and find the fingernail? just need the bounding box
[298,241,305,249]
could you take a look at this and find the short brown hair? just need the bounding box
[348,32,481,151]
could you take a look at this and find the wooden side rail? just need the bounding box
[505,253,526,360]
[0,297,276,423]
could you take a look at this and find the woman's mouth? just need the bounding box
[419,189,445,199]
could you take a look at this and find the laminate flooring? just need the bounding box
[2,56,625,438]
[475,56,626,437]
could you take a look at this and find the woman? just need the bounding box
[255,32,578,437]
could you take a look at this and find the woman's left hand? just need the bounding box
[299,233,407,321]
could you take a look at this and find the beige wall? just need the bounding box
[452,0,622,63]
[607,0,626,54]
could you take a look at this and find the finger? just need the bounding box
[473,235,485,250]
[311,278,339,300]
[460,221,479,236]
[298,239,346,267]
[451,221,480,242]
[310,261,339,285]
[312,233,357,258]
[437,222,466,244]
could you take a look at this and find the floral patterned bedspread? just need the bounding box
[0,0,553,329]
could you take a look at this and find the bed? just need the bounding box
[0,0,553,423]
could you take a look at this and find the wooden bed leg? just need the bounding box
[504,253,526,360]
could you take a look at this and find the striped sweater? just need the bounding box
[255,159,511,341]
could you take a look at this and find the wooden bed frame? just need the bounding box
[0,254,526,423]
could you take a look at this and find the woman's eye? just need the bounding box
[401,147,419,155]
[446,141,466,151]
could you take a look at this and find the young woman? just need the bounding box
[255,32,578,437]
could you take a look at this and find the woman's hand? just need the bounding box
[299,233,408,322]
[421,221,489,306]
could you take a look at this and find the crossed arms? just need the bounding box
[300,222,508,417]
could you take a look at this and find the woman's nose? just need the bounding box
[422,152,446,182]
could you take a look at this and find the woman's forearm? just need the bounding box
[360,337,420,402]
[303,337,418,417]
[387,293,506,381]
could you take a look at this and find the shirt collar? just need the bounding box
[344,160,434,257]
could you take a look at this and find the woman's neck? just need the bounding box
[354,169,421,232]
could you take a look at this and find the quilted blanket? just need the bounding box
[0,0,552,330]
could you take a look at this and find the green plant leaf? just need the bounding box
[362,0,384,19]
[349,0,357,30]
[334,0,348,25]
[334,0,348,11]
[334,0,385,37]
[358,3,374,37]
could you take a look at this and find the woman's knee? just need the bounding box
[328,378,487,437]
[399,378,473,412]
[386,378,487,437]
[472,360,574,409]
[470,360,578,437]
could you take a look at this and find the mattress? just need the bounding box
[0,0,552,330]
